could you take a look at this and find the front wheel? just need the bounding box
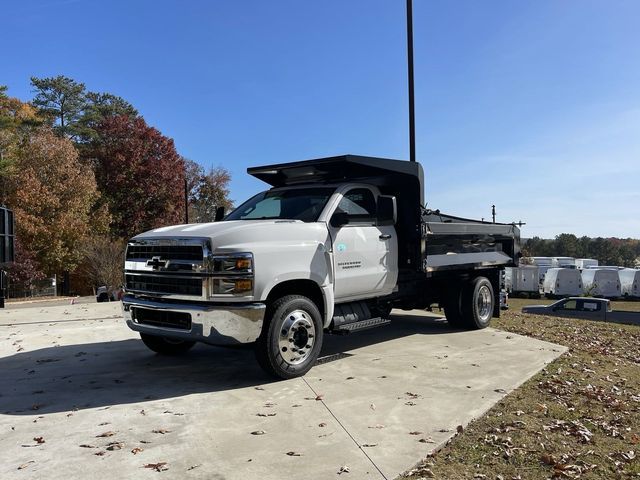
[140,333,195,355]
[255,295,324,379]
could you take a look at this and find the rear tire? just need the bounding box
[443,286,465,328]
[255,295,323,379]
[140,333,195,355]
[461,276,494,329]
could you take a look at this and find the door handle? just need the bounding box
[379,234,392,240]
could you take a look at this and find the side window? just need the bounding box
[333,188,376,224]
[582,301,600,312]
[560,300,577,310]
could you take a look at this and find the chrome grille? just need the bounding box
[124,238,208,299]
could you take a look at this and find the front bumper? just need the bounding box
[122,294,265,345]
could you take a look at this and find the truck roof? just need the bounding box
[248,154,425,204]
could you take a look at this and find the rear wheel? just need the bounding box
[255,295,323,379]
[140,333,195,355]
[443,286,465,328]
[461,276,494,329]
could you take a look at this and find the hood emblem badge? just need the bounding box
[146,256,169,271]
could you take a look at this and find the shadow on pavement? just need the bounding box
[2,311,455,415]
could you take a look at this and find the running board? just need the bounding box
[332,317,391,334]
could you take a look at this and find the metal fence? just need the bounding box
[6,277,57,299]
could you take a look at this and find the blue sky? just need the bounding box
[3,0,639,238]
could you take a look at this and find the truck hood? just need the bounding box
[132,220,330,252]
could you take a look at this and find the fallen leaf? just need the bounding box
[315,394,324,401]
[362,443,377,447]
[94,451,106,456]
[419,437,436,443]
[251,430,266,435]
[286,451,302,456]
[456,425,464,434]
[368,424,385,429]
[409,431,422,435]
[187,464,201,470]
[338,465,350,474]
[144,462,169,472]
[131,447,143,455]
[96,431,116,438]
[17,461,35,470]
[79,444,96,448]
[33,437,45,444]
[256,413,276,417]
[494,388,507,394]
[152,429,171,434]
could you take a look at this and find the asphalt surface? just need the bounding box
[0,303,566,479]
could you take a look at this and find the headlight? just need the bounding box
[208,252,253,274]
[207,253,254,297]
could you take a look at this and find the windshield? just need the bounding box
[225,187,335,223]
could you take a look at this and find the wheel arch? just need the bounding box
[264,279,332,327]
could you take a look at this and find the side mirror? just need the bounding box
[376,195,397,226]
[214,206,226,222]
[330,212,349,228]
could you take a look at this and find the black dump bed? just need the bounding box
[249,155,520,274]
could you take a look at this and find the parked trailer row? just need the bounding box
[506,265,640,299]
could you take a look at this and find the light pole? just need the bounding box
[406,0,416,163]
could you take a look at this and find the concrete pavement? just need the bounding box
[0,303,566,479]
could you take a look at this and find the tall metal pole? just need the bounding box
[406,0,416,162]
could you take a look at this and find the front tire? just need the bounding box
[140,333,195,355]
[461,276,494,329]
[255,295,324,379]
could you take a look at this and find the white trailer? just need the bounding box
[575,258,598,270]
[552,257,576,268]
[525,257,553,285]
[543,268,583,298]
[620,268,640,299]
[581,268,621,298]
[505,266,540,297]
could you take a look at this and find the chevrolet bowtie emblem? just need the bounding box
[146,256,169,271]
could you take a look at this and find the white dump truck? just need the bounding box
[122,155,520,378]
[542,268,583,298]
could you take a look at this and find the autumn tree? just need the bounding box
[6,237,46,293]
[7,127,109,274]
[0,86,41,184]
[76,92,138,144]
[184,158,233,223]
[80,236,126,291]
[30,75,86,138]
[91,115,186,238]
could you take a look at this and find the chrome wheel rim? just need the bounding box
[477,285,493,323]
[278,310,316,366]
